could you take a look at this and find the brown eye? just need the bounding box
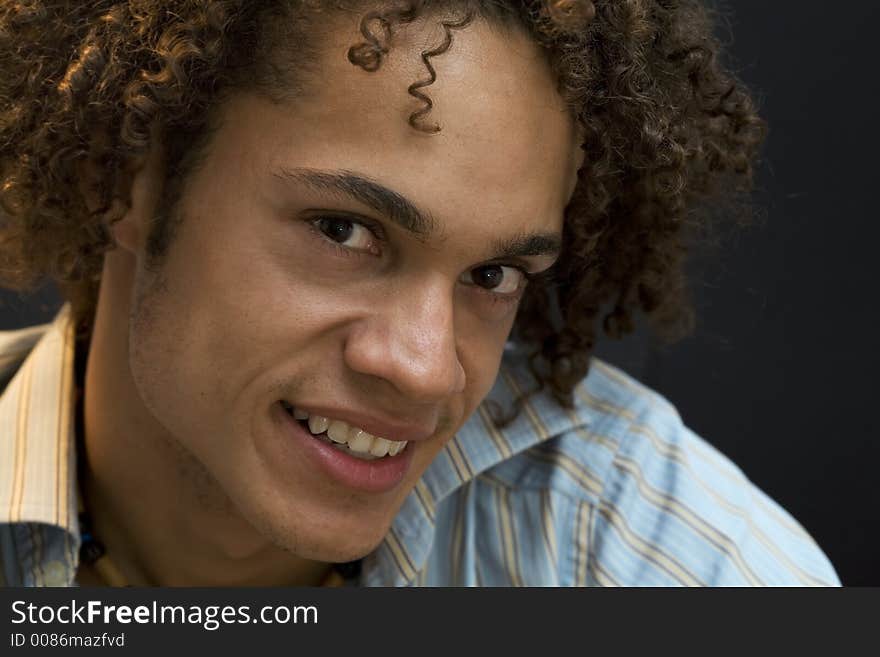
[473,265,503,289]
[317,217,354,243]
[461,264,524,295]
[313,216,376,252]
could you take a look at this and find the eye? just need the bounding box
[312,216,378,254]
[459,264,525,295]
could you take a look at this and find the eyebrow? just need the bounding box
[492,232,562,262]
[274,167,437,238]
[273,166,562,260]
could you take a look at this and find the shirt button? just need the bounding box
[43,560,70,586]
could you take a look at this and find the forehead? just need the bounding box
[213,14,582,236]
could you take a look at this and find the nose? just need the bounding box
[343,277,466,403]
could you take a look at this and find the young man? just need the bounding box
[0,1,838,586]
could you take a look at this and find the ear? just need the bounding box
[109,204,142,254]
[111,142,165,255]
[78,139,165,256]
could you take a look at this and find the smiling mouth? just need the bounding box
[280,401,408,461]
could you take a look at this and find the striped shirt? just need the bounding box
[0,305,839,586]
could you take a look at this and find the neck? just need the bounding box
[79,250,330,586]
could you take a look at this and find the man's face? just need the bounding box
[124,16,583,562]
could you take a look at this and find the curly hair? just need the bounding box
[0,0,764,417]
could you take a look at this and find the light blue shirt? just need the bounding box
[363,345,840,586]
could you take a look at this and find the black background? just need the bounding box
[1,1,877,584]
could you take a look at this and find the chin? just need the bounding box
[285,528,388,565]
[314,539,384,565]
[247,500,396,564]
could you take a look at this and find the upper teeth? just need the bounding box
[285,403,407,458]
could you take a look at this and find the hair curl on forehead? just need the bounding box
[0,0,764,421]
[345,0,597,133]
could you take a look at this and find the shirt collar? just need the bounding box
[0,304,79,536]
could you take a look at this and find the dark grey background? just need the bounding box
[2,589,876,650]
[1,1,876,584]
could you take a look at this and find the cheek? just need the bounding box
[458,317,514,410]
[127,275,214,443]
[139,213,291,361]
[125,224,283,442]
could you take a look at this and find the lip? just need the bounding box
[272,402,415,494]
[285,402,436,443]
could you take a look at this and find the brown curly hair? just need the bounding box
[0,0,764,415]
